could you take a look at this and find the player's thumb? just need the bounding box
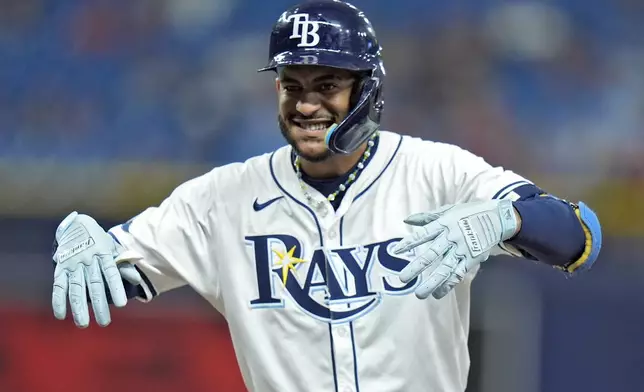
[118,262,142,285]
[404,205,453,226]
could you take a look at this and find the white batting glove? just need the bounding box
[393,199,519,300]
[52,211,143,328]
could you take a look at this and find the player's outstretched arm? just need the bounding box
[105,168,222,307]
[397,141,602,300]
[393,195,601,300]
[52,211,143,328]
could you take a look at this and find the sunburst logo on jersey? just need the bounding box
[272,246,308,285]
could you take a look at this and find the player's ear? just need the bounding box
[275,77,280,93]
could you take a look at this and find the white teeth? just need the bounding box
[301,123,329,131]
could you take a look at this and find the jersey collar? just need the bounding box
[270,131,403,216]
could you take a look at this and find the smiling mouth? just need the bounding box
[292,119,335,132]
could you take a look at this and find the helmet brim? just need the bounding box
[258,49,377,73]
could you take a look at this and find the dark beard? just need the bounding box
[278,115,333,163]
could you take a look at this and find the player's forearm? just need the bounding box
[506,196,601,274]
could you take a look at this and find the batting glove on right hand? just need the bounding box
[393,199,519,300]
[52,211,143,328]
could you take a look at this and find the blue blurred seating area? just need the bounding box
[1,0,642,170]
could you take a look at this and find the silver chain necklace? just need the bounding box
[294,132,379,211]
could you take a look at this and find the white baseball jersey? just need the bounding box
[109,131,530,392]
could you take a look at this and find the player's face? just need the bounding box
[276,65,355,162]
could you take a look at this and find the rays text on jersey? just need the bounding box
[245,235,420,323]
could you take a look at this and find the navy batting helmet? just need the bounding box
[259,0,385,155]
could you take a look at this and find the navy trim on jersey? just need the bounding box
[354,135,403,202]
[491,180,530,200]
[108,230,121,246]
[509,184,545,201]
[108,231,158,299]
[269,152,339,392]
[328,327,340,392]
[350,322,360,392]
[340,216,361,392]
[135,264,158,297]
[270,152,324,239]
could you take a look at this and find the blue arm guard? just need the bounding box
[499,184,602,276]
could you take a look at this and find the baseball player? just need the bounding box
[50,1,602,391]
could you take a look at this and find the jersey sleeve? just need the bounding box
[108,170,218,302]
[439,145,532,205]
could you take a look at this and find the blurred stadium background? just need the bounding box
[1,0,643,391]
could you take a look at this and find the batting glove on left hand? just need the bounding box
[393,199,519,300]
[52,211,143,328]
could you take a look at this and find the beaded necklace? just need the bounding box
[294,132,379,210]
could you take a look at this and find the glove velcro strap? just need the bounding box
[497,199,519,241]
[457,199,518,257]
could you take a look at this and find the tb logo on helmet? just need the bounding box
[287,13,320,47]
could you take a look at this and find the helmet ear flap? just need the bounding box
[349,72,369,109]
[370,76,384,123]
[326,75,382,154]
[363,62,385,124]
